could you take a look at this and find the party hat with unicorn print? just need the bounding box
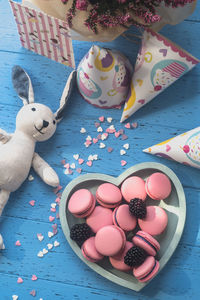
[120,29,199,122]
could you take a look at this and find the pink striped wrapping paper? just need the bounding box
[9,0,75,69]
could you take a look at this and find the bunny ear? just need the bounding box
[12,65,34,105]
[54,70,77,122]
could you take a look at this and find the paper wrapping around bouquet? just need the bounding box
[77,45,133,108]
[143,127,200,169]
[120,29,199,122]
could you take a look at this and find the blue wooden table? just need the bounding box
[0,1,200,299]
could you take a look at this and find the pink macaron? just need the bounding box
[95,225,126,256]
[68,189,96,218]
[113,204,137,232]
[109,241,133,272]
[138,206,168,236]
[133,256,160,282]
[96,183,122,208]
[132,231,160,256]
[121,176,147,203]
[86,206,113,233]
[81,237,104,263]
[145,172,171,200]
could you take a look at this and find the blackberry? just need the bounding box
[129,198,147,219]
[124,246,147,267]
[70,223,93,245]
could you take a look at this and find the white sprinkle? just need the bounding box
[73,154,79,160]
[37,251,44,258]
[54,241,60,247]
[92,154,98,160]
[28,175,34,181]
[42,248,48,255]
[99,143,106,149]
[47,243,53,250]
[80,127,86,133]
[51,203,56,209]
[97,126,103,132]
[86,135,92,141]
[101,133,108,141]
[12,295,18,300]
[70,163,76,169]
[37,234,44,242]
[123,143,130,150]
[88,155,94,161]
[107,117,112,123]
[120,149,126,155]
[109,125,115,130]
[48,231,54,238]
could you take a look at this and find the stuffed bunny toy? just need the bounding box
[0,66,76,249]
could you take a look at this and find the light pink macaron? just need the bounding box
[113,204,137,232]
[145,172,172,200]
[96,183,122,208]
[86,206,113,233]
[109,241,133,272]
[81,237,104,263]
[133,256,160,282]
[95,225,126,256]
[121,176,147,203]
[68,189,96,218]
[132,231,160,256]
[138,206,168,236]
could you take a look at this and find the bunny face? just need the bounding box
[16,103,57,141]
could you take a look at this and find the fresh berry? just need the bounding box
[129,198,147,219]
[70,223,94,245]
[124,246,147,267]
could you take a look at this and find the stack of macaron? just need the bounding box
[67,172,172,283]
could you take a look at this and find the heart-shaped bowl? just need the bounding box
[59,162,186,292]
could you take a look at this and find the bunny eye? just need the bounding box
[31,107,36,111]
[53,120,56,125]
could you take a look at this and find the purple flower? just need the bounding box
[76,0,87,10]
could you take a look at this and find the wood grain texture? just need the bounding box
[0,0,200,299]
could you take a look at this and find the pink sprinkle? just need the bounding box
[99,116,104,122]
[53,185,62,194]
[29,200,35,207]
[132,122,138,128]
[56,192,62,198]
[76,168,82,174]
[122,134,128,140]
[52,224,57,230]
[61,159,66,165]
[15,240,21,246]
[93,138,98,144]
[115,132,120,138]
[30,289,36,297]
[51,208,56,213]
[106,128,115,134]
[121,160,127,166]
[31,275,38,281]
[78,158,84,165]
[86,161,92,167]
[118,129,124,134]
[95,122,101,128]
[85,140,92,146]
[64,163,70,169]
[125,123,131,129]
[17,277,23,284]
[107,147,113,153]
[49,216,55,222]
[97,134,102,140]
[55,197,60,204]
[56,213,60,219]
[53,228,58,235]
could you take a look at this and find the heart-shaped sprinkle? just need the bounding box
[99,143,106,149]
[122,134,128,140]
[97,126,103,132]
[107,117,112,123]
[138,99,145,105]
[52,224,57,230]
[107,147,113,153]
[48,231,54,238]
[115,132,120,138]
[92,154,98,160]
[132,122,138,128]
[88,155,94,161]
[31,275,38,281]
[37,234,44,242]
[15,240,21,246]
[123,143,129,150]
[86,161,92,167]
[47,243,53,250]
[121,160,127,166]
[54,240,60,247]
[29,200,35,207]
[28,175,34,181]
[64,163,70,169]
[80,127,86,133]
[49,216,55,222]
[73,154,79,160]
[55,197,60,204]
[95,122,101,128]
[12,295,18,300]
[17,277,23,284]
[96,134,101,140]
[51,203,56,209]
[109,125,115,130]
[61,159,66,165]
[30,290,36,297]
[118,129,124,135]
[76,168,82,174]
[86,135,92,141]
[99,116,104,122]
[78,158,84,165]
[70,163,76,169]
[51,208,56,213]
[101,133,108,140]
[159,48,167,57]
[166,144,171,152]
[42,248,48,254]
[120,149,126,155]
[93,138,98,144]
[125,123,131,129]
[37,251,44,258]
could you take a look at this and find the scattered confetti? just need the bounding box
[17,277,23,284]
[64,169,73,175]
[61,159,66,165]
[92,154,98,160]
[70,163,76,169]
[125,123,131,129]
[42,248,48,255]
[37,251,44,258]
[115,131,120,138]
[31,275,38,281]
[48,231,54,238]
[80,127,86,133]
[73,154,79,160]
[97,126,103,132]
[123,143,130,150]
[28,175,34,181]
[121,134,128,140]
[47,243,53,250]
[119,129,124,135]
[15,240,21,246]
[132,122,138,128]
[29,200,35,207]
[120,149,126,155]
[107,147,113,153]
[54,241,60,247]
[93,138,98,144]
[12,295,18,300]
[51,203,56,209]
[37,234,44,242]
[76,168,82,174]
[101,133,108,140]
[51,208,56,213]
[78,158,84,165]
[99,116,104,122]
[99,142,106,149]
[121,160,127,166]
[86,135,92,141]
[55,197,60,204]
[97,134,102,140]
[52,224,57,230]
[86,161,93,167]
[88,155,94,161]
[95,122,101,128]
[49,216,55,222]
[30,290,36,297]
[107,117,112,123]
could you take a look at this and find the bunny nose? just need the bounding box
[43,120,49,128]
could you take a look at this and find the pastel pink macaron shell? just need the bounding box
[109,241,133,272]
[81,237,104,263]
[96,183,122,208]
[95,225,126,256]
[132,230,160,256]
[121,176,147,203]
[113,204,137,232]
[68,189,95,218]
[138,206,168,236]
[145,172,172,200]
[133,256,160,282]
[86,206,113,233]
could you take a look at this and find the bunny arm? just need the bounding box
[0,129,12,144]
[32,152,59,187]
